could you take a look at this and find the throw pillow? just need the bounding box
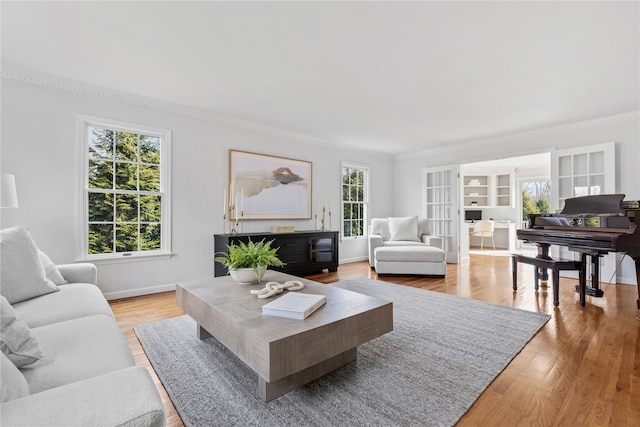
[388,216,420,242]
[0,296,43,367]
[418,218,431,236]
[39,249,68,285]
[370,218,391,241]
[1,352,29,402]
[0,226,59,304]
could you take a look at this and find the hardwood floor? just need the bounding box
[109,255,640,426]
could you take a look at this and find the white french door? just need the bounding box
[551,142,616,282]
[422,165,460,263]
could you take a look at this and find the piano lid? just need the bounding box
[560,194,625,217]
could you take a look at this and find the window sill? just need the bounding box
[76,252,174,265]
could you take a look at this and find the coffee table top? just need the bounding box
[176,271,393,383]
[177,271,390,333]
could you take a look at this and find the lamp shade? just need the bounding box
[1,173,19,208]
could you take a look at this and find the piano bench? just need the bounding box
[512,254,586,307]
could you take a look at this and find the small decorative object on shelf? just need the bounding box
[315,196,332,231]
[270,225,295,234]
[250,280,305,299]
[223,186,244,235]
[213,238,284,284]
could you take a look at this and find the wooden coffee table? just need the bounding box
[176,271,393,402]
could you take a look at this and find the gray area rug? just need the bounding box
[134,278,550,427]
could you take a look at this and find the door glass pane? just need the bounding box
[443,170,451,186]
[590,175,604,194]
[559,156,571,176]
[590,152,604,174]
[559,177,572,198]
[573,154,588,175]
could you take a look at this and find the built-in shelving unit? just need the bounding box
[463,175,490,207]
[462,174,513,208]
[495,174,512,207]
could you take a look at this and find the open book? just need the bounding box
[261,292,326,319]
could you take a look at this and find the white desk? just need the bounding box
[464,222,516,251]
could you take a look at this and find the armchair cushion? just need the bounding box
[370,218,391,240]
[418,218,431,236]
[388,216,420,242]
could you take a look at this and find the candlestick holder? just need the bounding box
[225,203,242,235]
[316,206,332,231]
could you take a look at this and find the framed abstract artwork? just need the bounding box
[228,150,312,219]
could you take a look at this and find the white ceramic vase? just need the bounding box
[229,266,266,284]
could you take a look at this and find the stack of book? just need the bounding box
[261,292,326,319]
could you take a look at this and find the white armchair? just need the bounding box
[368,216,443,267]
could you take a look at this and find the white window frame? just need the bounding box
[77,115,172,263]
[341,161,369,240]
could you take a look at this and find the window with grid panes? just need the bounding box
[81,116,171,260]
[341,163,368,239]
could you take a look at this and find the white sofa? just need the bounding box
[368,216,447,276]
[1,226,165,427]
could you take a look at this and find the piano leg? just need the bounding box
[579,254,587,307]
[630,254,640,310]
[535,243,551,283]
[587,254,604,297]
[574,253,605,298]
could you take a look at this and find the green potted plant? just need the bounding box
[214,238,284,284]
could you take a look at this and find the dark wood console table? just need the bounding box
[214,230,339,277]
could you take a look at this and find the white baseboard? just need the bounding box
[615,275,637,286]
[103,283,176,301]
[339,256,368,264]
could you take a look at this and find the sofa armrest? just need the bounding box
[422,235,443,249]
[368,234,384,267]
[1,366,165,427]
[57,263,97,285]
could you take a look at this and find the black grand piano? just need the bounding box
[517,194,640,309]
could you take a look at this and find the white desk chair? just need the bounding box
[470,220,495,250]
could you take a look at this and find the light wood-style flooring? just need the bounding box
[109,254,640,426]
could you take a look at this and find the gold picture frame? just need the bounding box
[228,150,312,220]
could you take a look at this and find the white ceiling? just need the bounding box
[2,1,639,156]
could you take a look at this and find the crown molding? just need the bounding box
[396,111,640,160]
[0,66,346,151]
[3,66,638,160]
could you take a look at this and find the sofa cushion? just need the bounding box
[1,366,165,427]
[38,250,68,286]
[370,218,391,241]
[13,283,114,329]
[388,216,420,242]
[0,226,59,304]
[1,296,43,367]
[375,246,446,263]
[1,352,29,402]
[21,315,135,394]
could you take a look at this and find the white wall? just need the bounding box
[394,114,640,284]
[0,76,394,298]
